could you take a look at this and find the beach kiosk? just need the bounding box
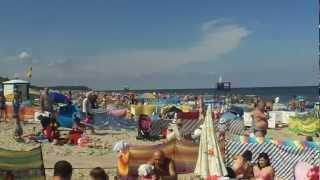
[2,79,30,102]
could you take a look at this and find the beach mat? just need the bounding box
[0,146,45,180]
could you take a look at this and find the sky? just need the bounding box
[0,0,318,90]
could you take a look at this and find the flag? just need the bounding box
[27,66,32,79]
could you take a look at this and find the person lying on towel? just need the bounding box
[68,117,106,148]
[69,117,86,145]
[147,150,177,180]
[24,116,60,143]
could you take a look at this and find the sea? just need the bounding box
[125,86,319,103]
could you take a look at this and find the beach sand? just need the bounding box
[0,120,318,180]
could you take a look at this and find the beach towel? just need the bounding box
[176,112,216,120]
[177,112,199,119]
[288,114,320,136]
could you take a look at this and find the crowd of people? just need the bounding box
[115,148,276,180]
[0,89,318,179]
[227,151,274,180]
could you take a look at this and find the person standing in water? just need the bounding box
[12,91,23,141]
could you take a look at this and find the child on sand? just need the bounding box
[114,141,130,177]
[68,117,105,148]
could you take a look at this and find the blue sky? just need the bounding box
[0,0,317,89]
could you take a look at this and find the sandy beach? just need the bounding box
[0,118,318,180]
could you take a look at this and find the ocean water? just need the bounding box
[128,86,319,103]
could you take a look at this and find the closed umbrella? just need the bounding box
[194,105,227,179]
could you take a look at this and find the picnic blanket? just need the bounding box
[0,146,45,180]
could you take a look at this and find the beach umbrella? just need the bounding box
[194,105,227,179]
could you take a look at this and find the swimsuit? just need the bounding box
[254,127,267,134]
[254,169,273,180]
[118,152,130,176]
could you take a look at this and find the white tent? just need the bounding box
[194,105,227,179]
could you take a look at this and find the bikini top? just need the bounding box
[254,168,273,180]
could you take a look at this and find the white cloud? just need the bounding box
[201,18,225,32]
[2,19,251,89]
[92,19,251,76]
[17,51,32,61]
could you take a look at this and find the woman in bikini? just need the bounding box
[253,153,274,180]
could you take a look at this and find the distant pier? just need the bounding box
[216,82,231,91]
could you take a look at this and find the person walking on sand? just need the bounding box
[82,91,95,133]
[12,91,23,141]
[0,95,7,122]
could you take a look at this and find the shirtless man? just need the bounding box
[148,150,177,180]
[253,102,268,137]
